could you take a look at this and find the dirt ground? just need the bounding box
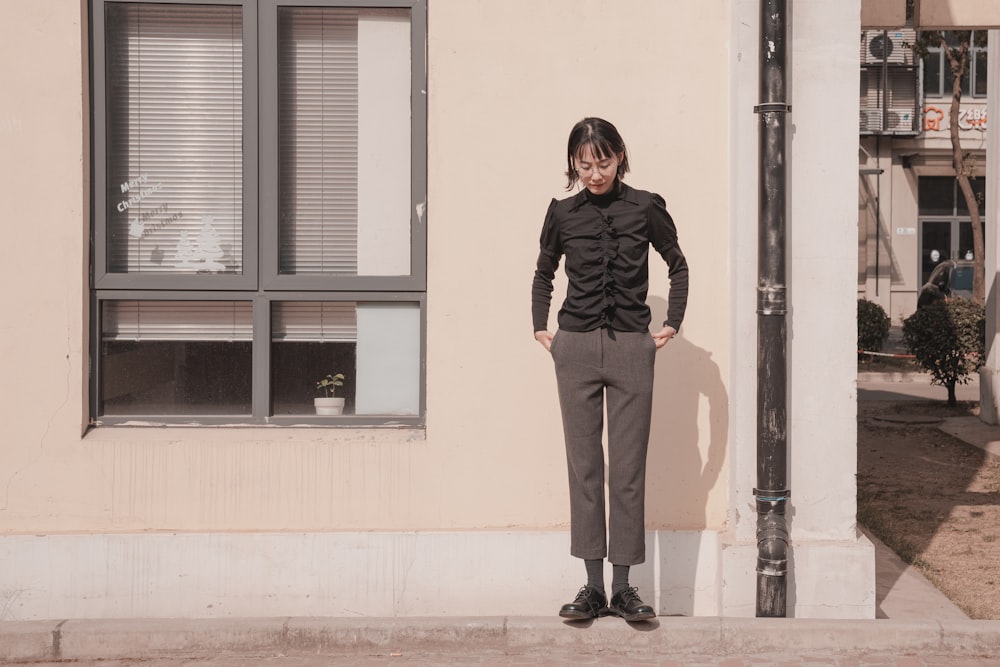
[857,399,1000,619]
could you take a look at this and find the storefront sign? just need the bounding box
[923,105,988,132]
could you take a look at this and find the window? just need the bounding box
[922,31,988,98]
[918,176,986,218]
[91,0,426,426]
[918,176,986,284]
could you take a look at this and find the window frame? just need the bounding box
[258,0,427,292]
[92,0,260,291]
[89,0,427,427]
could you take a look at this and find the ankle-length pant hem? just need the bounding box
[550,328,655,567]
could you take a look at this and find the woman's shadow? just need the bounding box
[634,296,729,616]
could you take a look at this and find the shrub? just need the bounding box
[858,298,891,357]
[902,299,985,405]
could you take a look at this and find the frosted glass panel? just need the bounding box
[355,302,420,415]
[357,10,412,276]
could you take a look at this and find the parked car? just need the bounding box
[917,259,974,308]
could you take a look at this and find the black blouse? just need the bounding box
[531,182,689,334]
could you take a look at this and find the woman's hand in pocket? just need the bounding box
[535,330,555,352]
[651,326,676,350]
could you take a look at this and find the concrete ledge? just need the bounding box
[0,620,56,661]
[283,617,509,653]
[720,617,943,654]
[57,617,286,660]
[938,618,1000,655]
[5,616,1000,661]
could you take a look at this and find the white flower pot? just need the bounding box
[314,397,345,415]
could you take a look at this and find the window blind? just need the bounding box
[277,7,359,275]
[271,302,358,342]
[103,300,253,341]
[105,3,243,275]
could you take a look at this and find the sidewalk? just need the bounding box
[3,373,999,665]
[4,613,1000,665]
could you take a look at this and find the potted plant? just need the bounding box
[314,373,346,415]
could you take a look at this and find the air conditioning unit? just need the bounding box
[861,29,916,66]
[860,104,919,136]
[859,58,919,135]
[860,109,883,133]
[886,108,916,133]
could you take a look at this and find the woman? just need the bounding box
[531,117,688,622]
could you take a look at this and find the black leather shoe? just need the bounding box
[559,585,608,619]
[608,586,655,622]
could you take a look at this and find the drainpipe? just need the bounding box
[754,0,790,618]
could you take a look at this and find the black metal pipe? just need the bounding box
[875,136,881,296]
[754,0,790,618]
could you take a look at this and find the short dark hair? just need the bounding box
[564,117,630,190]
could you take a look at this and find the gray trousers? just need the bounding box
[550,328,656,566]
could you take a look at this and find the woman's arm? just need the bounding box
[531,199,562,344]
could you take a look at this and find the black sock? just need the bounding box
[611,564,630,595]
[585,559,605,593]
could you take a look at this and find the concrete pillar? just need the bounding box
[722,0,875,618]
[979,31,1000,423]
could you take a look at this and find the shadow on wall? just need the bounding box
[644,299,729,527]
[640,296,729,614]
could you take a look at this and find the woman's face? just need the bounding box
[574,145,621,196]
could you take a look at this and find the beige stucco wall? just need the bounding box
[0,1,91,522]
[426,0,731,534]
[0,0,729,535]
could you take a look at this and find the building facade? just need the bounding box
[858,26,990,323]
[0,0,870,620]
